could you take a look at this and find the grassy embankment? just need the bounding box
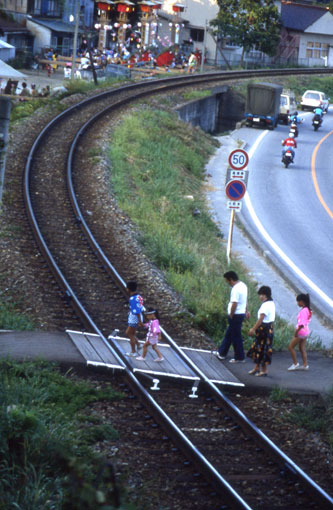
[108,102,314,351]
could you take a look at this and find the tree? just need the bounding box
[210,0,281,67]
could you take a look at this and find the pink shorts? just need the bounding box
[147,336,158,345]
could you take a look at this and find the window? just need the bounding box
[48,0,61,16]
[190,28,204,43]
[306,41,328,58]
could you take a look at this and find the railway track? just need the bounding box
[21,68,333,508]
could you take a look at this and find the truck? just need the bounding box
[245,82,283,130]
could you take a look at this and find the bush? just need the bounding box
[0,359,125,509]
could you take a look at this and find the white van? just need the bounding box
[279,90,298,124]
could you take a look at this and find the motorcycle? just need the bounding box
[289,121,298,138]
[312,113,322,131]
[282,148,294,168]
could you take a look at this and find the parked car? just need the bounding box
[301,90,329,112]
[279,90,298,124]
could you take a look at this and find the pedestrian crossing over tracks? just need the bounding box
[66,330,243,387]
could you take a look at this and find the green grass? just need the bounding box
[108,106,299,349]
[0,359,128,509]
[10,98,46,122]
[0,300,34,330]
[182,89,212,101]
[269,386,290,403]
[61,76,127,97]
[285,387,333,448]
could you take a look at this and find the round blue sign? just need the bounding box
[225,179,246,200]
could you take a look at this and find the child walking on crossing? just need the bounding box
[288,293,312,371]
[125,281,144,357]
[136,308,164,362]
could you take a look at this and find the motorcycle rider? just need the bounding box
[282,132,297,162]
[290,111,302,124]
[314,105,324,118]
[312,105,324,130]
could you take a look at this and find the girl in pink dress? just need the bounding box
[136,308,164,362]
[288,293,312,371]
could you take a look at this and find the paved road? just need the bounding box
[239,110,333,323]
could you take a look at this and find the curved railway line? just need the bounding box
[19,68,333,508]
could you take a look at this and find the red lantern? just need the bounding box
[172,3,184,12]
[140,4,150,11]
[97,2,110,9]
[117,3,130,12]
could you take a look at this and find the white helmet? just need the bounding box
[289,133,295,138]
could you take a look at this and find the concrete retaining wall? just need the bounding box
[176,86,245,133]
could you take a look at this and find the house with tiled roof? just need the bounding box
[0,14,33,53]
[277,1,333,66]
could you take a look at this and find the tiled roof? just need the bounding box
[29,18,81,33]
[0,15,30,33]
[281,2,328,31]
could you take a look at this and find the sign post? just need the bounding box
[225,149,249,265]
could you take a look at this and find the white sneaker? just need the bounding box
[125,352,137,357]
[298,365,309,370]
[213,351,226,360]
[287,363,299,371]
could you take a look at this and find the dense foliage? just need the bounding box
[0,360,130,509]
[211,0,281,65]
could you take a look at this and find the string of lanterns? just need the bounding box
[95,0,186,50]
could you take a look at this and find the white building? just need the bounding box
[278,1,333,67]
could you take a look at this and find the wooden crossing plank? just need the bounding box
[67,330,104,362]
[66,330,123,368]
[181,347,244,387]
[111,337,199,381]
[67,331,243,386]
[84,333,120,364]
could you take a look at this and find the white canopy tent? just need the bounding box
[0,40,15,62]
[0,59,27,80]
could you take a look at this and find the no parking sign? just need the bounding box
[225,179,246,201]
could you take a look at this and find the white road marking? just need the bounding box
[244,130,333,309]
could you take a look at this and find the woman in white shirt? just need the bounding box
[247,286,275,377]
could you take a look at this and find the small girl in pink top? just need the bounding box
[288,293,312,371]
[136,308,164,362]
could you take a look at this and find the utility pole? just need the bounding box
[71,0,80,80]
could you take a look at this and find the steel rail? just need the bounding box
[23,69,333,509]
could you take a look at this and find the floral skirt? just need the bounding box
[247,323,274,365]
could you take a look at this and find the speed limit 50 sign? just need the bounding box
[228,149,249,170]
